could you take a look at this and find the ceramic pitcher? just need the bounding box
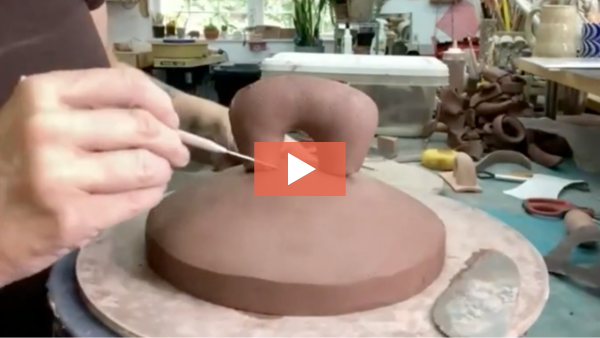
[525,4,580,57]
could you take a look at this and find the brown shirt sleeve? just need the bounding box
[85,0,106,10]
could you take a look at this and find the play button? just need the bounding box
[288,153,315,185]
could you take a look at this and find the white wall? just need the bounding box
[106,2,333,64]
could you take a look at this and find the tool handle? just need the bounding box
[177,130,227,154]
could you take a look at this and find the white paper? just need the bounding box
[503,174,586,200]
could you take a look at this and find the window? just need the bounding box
[159,0,334,37]
[263,0,334,37]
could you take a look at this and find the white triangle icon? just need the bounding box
[288,153,315,185]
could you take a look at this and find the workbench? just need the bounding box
[445,160,600,336]
[516,57,600,118]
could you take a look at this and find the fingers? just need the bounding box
[35,108,190,167]
[68,150,174,194]
[78,186,166,232]
[22,68,179,129]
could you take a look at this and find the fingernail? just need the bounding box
[177,145,191,167]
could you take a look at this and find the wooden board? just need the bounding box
[76,168,548,337]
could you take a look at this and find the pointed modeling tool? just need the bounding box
[177,130,277,169]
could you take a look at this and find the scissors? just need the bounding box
[477,171,529,183]
[522,198,597,219]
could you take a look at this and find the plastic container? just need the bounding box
[260,52,448,137]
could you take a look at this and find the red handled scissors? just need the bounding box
[522,198,596,219]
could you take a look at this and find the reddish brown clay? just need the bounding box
[429,66,571,166]
[145,75,447,316]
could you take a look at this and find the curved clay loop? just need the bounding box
[474,97,519,117]
[482,123,494,134]
[492,114,526,144]
[527,143,563,168]
[526,130,564,168]
[452,152,478,186]
[446,129,465,149]
[470,83,503,108]
[499,81,525,95]
[228,75,378,176]
[439,87,466,116]
[481,66,509,82]
[475,150,532,173]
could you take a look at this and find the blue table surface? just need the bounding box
[443,160,600,337]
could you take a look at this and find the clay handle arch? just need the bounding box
[228,75,379,176]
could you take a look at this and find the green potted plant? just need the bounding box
[293,0,328,53]
[151,12,165,38]
[204,22,220,40]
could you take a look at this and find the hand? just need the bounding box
[176,94,239,171]
[0,68,189,286]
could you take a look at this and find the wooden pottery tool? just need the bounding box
[477,171,530,183]
[432,249,520,337]
[564,209,598,249]
[439,152,482,193]
[544,224,600,289]
[178,130,276,169]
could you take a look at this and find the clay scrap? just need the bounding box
[432,249,520,338]
[564,209,598,249]
[427,66,571,167]
[475,150,532,173]
[145,75,447,316]
[439,152,482,193]
[544,224,600,289]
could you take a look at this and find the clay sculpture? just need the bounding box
[425,66,571,167]
[145,75,447,316]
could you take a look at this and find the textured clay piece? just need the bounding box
[431,65,569,168]
[544,225,600,289]
[475,150,532,173]
[432,249,520,337]
[563,209,597,249]
[146,74,447,316]
[439,152,482,193]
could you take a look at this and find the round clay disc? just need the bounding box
[76,191,548,337]
[145,167,446,316]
